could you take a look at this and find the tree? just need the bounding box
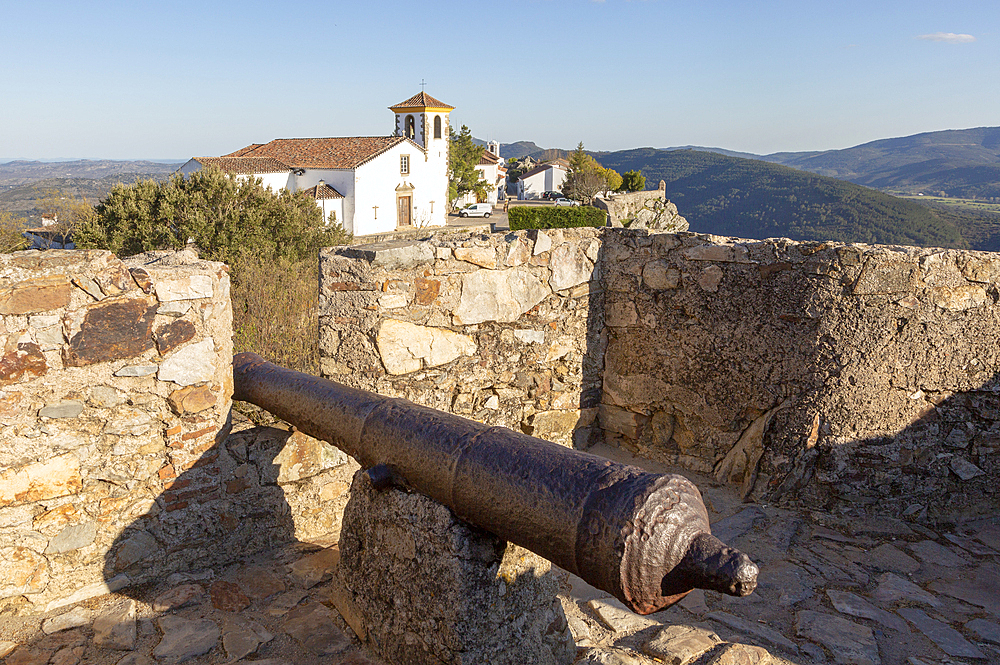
[0,211,29,253]
[33,189,96,248]
[75,167,353,378]
[448,125,493,208]
[562,142,611,203]
[602,167,623,193]
[621,170,646,192]
[74,166,347,265]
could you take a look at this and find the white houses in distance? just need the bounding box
[179,92,455,236]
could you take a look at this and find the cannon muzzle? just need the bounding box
[233,352,758,614]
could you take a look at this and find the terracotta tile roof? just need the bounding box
[389,92,454,111]
[230,136,411,169]
[302,182,344,200]
[195,156,290,174]
[478,151,499,165]
[224,144,265,157]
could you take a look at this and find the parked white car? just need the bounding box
[459,203,493,217]
[553,198,580,207]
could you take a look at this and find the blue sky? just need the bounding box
[1,0,996,160]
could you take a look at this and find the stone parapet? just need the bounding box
[0,249,241,610]
[602,231,1000,521]
[337,470,574,665]
[319,229,606,447]
[322,228,1000,522]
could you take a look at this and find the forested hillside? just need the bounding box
[764,127,1000,199]
[596,149,971,249]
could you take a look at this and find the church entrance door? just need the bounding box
[397,196,411,227]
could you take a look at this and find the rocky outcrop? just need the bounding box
[593,183,689,231]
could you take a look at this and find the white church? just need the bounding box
[179,92,454,236]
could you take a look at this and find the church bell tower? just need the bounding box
[389,92,455,152]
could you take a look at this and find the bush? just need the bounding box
[75,166,349,266]
[75,167,352,378]
[231,254,320,374]
[508,205,606,230]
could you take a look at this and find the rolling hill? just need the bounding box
[593,148,972,249]
[498,127,1000,202]
[762,127,1000,199]
[0,165,180,225]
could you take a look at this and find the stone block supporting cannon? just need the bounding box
[233,352,758,616]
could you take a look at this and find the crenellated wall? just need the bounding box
[5,227,998,612]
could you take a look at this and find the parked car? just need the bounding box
[459,203,492,218]
[553,198,580,206]
[541,191,563,200]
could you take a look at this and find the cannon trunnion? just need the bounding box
[233,352,758,615]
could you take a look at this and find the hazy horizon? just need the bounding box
[3,120,998,165]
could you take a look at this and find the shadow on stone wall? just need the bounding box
[580,239,607,449]
[765,371,999,524]
[101,420,302,600]
[594,232,1000,525]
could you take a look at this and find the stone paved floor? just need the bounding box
[2,443,998,665]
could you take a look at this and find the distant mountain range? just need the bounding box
[5,129,999,250]
[494,128,1000,250]
[0,160,181,224]
[0,159,182,187]
[760,127,1000,199]
[595,148,972,249]
[499,127,1000,200]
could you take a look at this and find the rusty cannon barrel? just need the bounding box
[233,352,758,614]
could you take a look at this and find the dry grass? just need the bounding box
[0,211,29,253]
[230,254,320,375]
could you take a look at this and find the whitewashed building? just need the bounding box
[516,159,569,200]
[456,144,507,208]
[179,92,454,236]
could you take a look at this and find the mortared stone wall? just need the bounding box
[321,229,1000,524]
[319,228,607,448]
[0,248,360,613]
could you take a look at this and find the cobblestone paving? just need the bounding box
[2,446,998,665]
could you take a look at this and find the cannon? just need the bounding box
[233,352,758,614]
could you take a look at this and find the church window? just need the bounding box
[400,155,410,175]
[434,115,442,139]
[405,116,415,139]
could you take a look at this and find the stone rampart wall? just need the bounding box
[0,249,359,613]
[319,229,605,447]
[321,230,999,523]
[602,230,999,522]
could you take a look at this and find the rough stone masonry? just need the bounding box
[319,228,607,449]
[320,229,999,524]
[0,249,359,613]
[0,249,234,610]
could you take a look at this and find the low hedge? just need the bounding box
[507,205,606,230]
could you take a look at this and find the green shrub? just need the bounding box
[75,167,353,381]
[75,166,350,266]
[508,205,606,230]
